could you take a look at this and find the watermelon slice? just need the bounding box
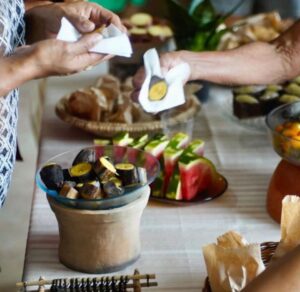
[167,132,189,149]
[130,134,149,149]
[185,139,205,156]
[178,152,218,201]
[151,172,164,197]
[127,134,149,163]
[162,147,184,195]
[165,172,182,200]
[164,138,204,199]
[144,138,169,160]
[113,132,134,146]
[113,132,134,162]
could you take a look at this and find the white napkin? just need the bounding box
[138,48,190,113]
[57,17,132,58]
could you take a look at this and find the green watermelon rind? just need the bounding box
[167,132,189,149]
[184,139,205,155]
[113,132,134,146]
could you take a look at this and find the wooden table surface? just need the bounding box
[23,63,281,291]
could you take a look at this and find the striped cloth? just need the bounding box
[24,71,281,291]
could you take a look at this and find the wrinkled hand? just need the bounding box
[25,2,125,43]
[15,32,111,78]
[132,51,192,102]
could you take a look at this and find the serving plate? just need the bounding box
[150,175,228,205]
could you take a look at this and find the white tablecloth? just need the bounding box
[24,64,281,291]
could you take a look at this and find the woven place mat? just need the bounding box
[55,94,201,138]
[202,241,278,292]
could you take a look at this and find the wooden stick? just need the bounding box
[133,269,141,292]
[16,273,156,288]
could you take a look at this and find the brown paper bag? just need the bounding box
[203,231,265,292]
[273,195,300,260]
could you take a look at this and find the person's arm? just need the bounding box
[158,20,300,86]
[0,33,105,97]
[242,244,300,292]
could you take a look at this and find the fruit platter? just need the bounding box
[94,132,228,204]
[267,101,300,166]
[36,145,160,210]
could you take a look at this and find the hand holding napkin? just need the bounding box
[57,17,132,58]
[203,231,265,292]
[138,48,190,113]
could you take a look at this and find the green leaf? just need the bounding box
[205,28,229,51]
[188,31,210,51]
[189,0,216,28]
[166,0,198,38]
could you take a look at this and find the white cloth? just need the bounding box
[138,48,190,113]
[0,0,25,207]
[57,17,132,58]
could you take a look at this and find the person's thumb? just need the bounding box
[67,15,95,34]
[71,33,103,55]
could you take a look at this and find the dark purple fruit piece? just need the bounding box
[115,163,139,186]
[103,181,125,198]
[40,163,64,191]
[72,148,96,166]
[79,184,102,200]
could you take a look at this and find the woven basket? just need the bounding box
[55,94,201,138]
[202,241,278,292]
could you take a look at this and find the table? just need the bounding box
[23,63,281,291]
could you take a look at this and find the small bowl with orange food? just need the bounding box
[266,101,300,165]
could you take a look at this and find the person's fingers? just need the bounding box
[89,5,126,32]
[160,52,179,72]
[70,33,103,55]
[67,14,96,33]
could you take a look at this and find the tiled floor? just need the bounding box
[0,80,39,291]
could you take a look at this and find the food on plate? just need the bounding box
[40,163,64,191]
[232,79,300,119]
[66,75,157,124]
[219,12,293,51]
[130,134,149,149]
[69,162,93,183]
[115,163,139,186]
[72,148,96,166]
[130,13,153,27]
[123,12,173,43]
[92,132,226,201]
[273,120,300,160]
[59,182,79,199]
[39,149,148,201]
[79,183,102,200]
[103,179,124,198]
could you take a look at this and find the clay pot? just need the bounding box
[48,186,150,274]
[267,160,300,223]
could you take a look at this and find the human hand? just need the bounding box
[25,2,125,44]
[15,32,111,78]
[131,51,194,102]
